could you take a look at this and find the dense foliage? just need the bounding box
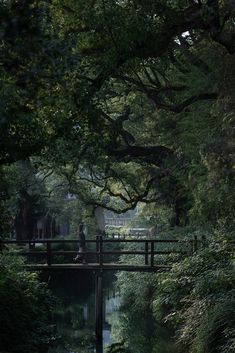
[155,237,235,353]
[0,253,56,353]
[0,1,235,352]
[115,230,235,353]
[1,0,235,222]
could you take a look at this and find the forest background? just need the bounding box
[0,1,235,353]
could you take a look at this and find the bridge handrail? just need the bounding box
[0,236,199,268]
[0,238,195,244]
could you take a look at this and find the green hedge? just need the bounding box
[0,252,57,353]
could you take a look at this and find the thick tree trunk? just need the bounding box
[15,190,34,240]
[94,207,105,233]
[174,197,189,227]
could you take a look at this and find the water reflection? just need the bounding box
[44,271,177,353]
[104,293,121,347]
[46,272,120,353]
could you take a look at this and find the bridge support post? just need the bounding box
[95,271,103,353]
[150,241,154,267]
[96,235,100,264]
[99,235,103,266]
[145,241,149,265]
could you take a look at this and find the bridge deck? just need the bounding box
[25,263,171,272]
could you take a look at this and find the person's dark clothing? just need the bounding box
[74,225,87,263]
[79,230,86,248]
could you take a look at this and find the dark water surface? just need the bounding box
[42,271,178,353]
[44,271,120,353]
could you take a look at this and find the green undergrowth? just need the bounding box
[0,252,57,353]
[116,228,235,353]
[106,341,131,353]
[155,239,235,352]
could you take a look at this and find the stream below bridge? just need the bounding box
[41,271,178,353]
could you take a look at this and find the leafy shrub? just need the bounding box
[0,252,56,353]
[116,229,235,353]
[106,341,130,353]
[155,240,235,353]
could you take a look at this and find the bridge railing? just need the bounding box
[0,235,202,267]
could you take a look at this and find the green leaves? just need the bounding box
[0,252,56,353]
[153,239,235,353]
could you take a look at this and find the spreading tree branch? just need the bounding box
[149,92,219,113]
[108,145,173,165]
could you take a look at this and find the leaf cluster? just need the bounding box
[0,252,57,353]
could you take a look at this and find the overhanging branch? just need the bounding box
[150,92,219,113]
[108,145,173,165]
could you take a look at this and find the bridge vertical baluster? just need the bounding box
[145,241,149,265]
[99,235,103,266]
[150,241,154,267]
[47,241,52,266]
[96,235,100,264]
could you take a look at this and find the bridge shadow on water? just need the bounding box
[42,270,121,353]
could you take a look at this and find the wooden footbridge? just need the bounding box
[0,235,200,271]
[0,235,202,353]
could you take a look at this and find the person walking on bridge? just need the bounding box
[74,223,87,264]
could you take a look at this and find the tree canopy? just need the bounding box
[1,0,235,227]
[1,3,235,353]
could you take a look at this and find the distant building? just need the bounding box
[104,210,136,227]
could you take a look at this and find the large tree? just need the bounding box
[1,0,235,227]
[40,0,234,225]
